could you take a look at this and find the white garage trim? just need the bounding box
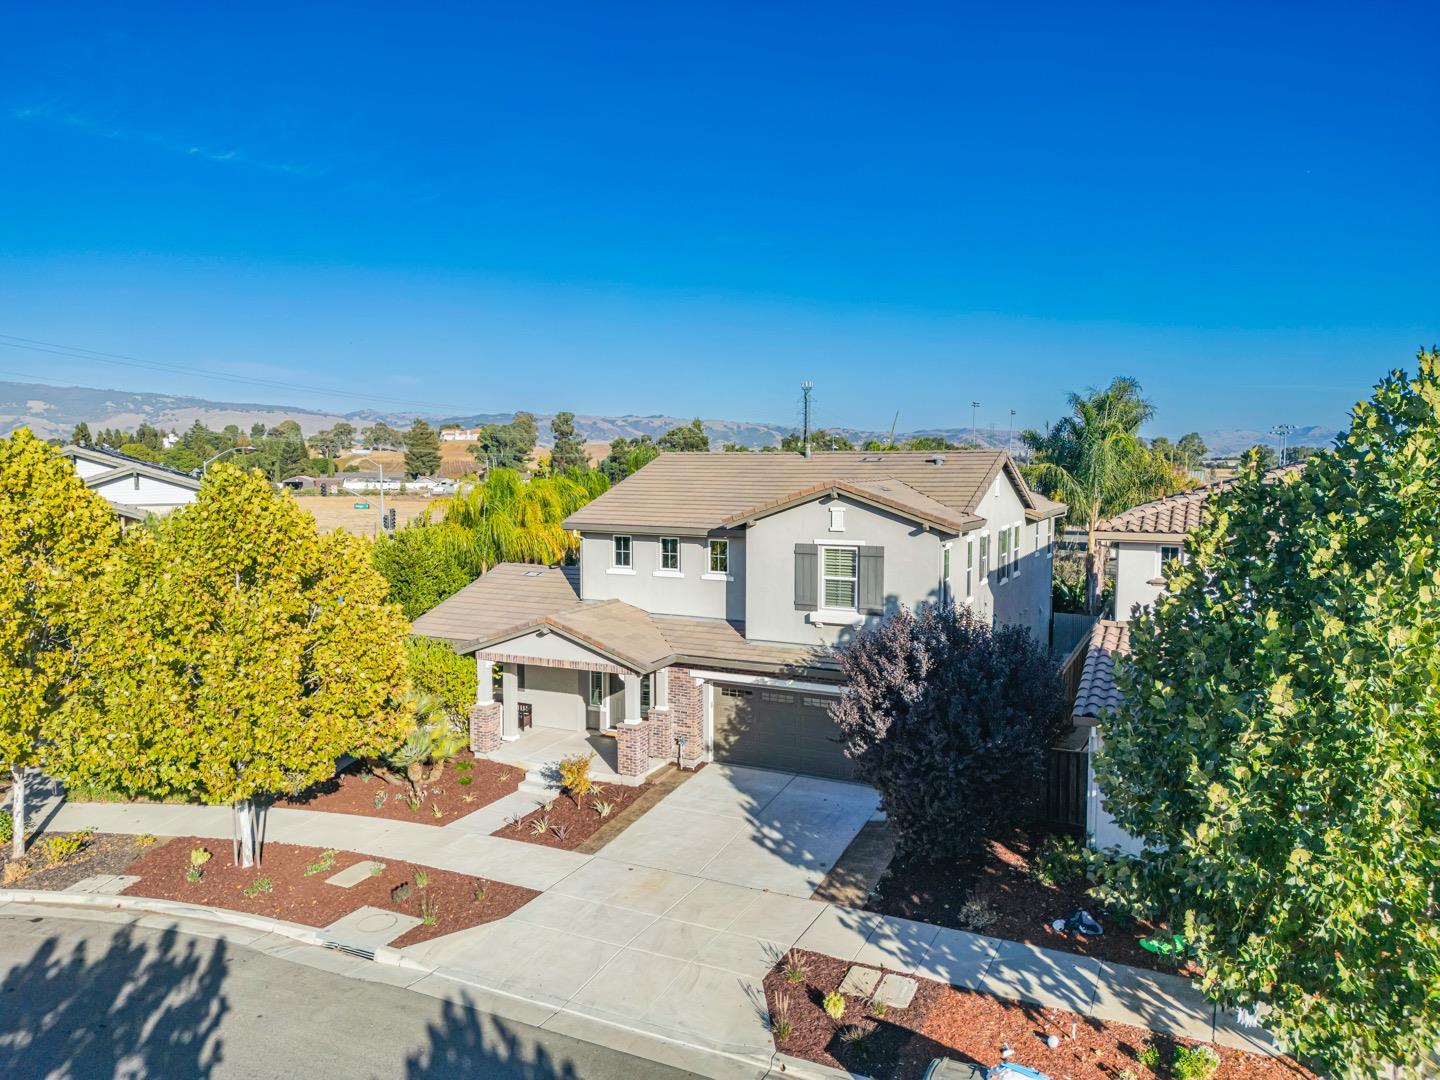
[681,668,842,696]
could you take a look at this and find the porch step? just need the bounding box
[518,768,561,796]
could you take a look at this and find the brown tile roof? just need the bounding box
[563,450,1064,536]
[1072,619,1131,722]
[411,561,837,678]
[1093,465,1302,542]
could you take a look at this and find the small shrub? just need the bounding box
[551,824,570,843]
[369,863,385,877]
[454,759,473,773]
[373,791,388,809]
[783,952,807,984]
[415,869,430,889]
[406,797,422,812]
[956,898,999,932]
[771,993,793,1041]
[41,828,96,866]
[838,1024,870,1057]
[0,810,13,845]
[431,804,444,819]
[541,798,556,813]
[530,815,551,836]
[1118,1070,1138,1080]
[498,770,510,782]
[593,800,615,819]
[461,794,475,804]
[304,849,338,877]
[1172,1045,1220,1080]
[1137,1045,1161,1069]
[822,990,846,1021]
[419,895,439,926]
[2,863,31,885]
[558,753,596,804]
[1034,834,1089,886]
[869,997,887,1018]
[135,833,157,848]
[185,867,204,884]
[190,846,212,867]
[472,886,486,904]
[456,775,473,786]
[391,882,412,904]
[243,876,273,898]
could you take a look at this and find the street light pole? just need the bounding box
[200,445,257,477]
[351,455,386,532]
[971,401,980,442]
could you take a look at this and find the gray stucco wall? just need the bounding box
[1114,542,1166,619]
[972,475,1054,646]
[579,532,745,621]
[514,664,588,731]
[743,494,946,647]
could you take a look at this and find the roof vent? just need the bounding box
[927,454,947,466]
[522,570,544,577]
[860,455,882,463]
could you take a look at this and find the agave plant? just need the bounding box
[375,691,467,791]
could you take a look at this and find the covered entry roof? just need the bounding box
[411,562,839,679]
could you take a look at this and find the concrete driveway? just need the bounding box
[594,764,880,898]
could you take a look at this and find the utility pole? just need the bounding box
[1008,409,1016,455]
[971,401,980,442]
[800,381,813,458]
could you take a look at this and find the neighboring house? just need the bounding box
[413,451,1064,781]
[337,474,449,495]
[1073,466,1299,853]
[61,444,200,522]
[439,427,482,441]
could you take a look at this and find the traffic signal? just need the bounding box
[319,482,328,496]
[385,508,397,531]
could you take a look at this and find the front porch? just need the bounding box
[480,726,670,787]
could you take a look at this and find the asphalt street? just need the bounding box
[0,911,696,1080]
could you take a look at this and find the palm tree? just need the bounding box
[429,466,608,577]
[1021,377,1172,613]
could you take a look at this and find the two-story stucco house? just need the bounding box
[1073,466,1298,853]
[60,444,201,522]
[413,450,1064,784]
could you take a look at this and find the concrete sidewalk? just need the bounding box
[43,797,1272,1060]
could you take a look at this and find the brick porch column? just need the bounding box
[468,702,503,754]
[668,668,705,768]
[646,707,673,761]
[615,721,649,777]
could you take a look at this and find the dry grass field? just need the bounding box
[295,493,443,537]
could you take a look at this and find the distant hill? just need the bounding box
[0,377,1331,458]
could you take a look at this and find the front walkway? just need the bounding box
[36,767,1273,1063]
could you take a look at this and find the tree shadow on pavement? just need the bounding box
[0,923,228,1079]
[404,994,582,1079]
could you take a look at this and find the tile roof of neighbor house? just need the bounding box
[1072,619,1131,722]
[410,562,838,678]
[562,450,1065,536]
[1092,465,1303,542]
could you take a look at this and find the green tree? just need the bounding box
[722,442,752,452]
[403,419,442,477]
[657,418,710,452]
[901,435,956,451]
[781,429,855,453]
[330,421,356,453]
[362,422,404,450]
[1021,377,1173,612]
[1176,432,1208,466]
[371,526,471,619]
[470,414,538,473]
[404,637,477,722]
[549,411,588,473]
[1094,352,1440,1075]
[70,422,92,447]
[52,464,410,866]
[0,429,118,856]
[1245,443,1279,469]
[133,423,165,451]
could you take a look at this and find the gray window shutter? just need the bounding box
[859,546,885,614]
[794,543,817,611]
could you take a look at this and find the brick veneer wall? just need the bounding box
[616,722,649,776]
[646,707,673,761]
[468,702,503,754]
[667,667,705,767]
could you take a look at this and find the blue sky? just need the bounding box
[1,2,1436,436]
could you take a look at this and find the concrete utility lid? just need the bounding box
[838,965,882,998]
[322,906,422,948]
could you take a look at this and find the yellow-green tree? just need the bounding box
[51,464,410,865]
[0,429,118,857]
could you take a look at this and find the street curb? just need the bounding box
[0,890,781,1079]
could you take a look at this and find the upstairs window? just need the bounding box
[613,535,631,568]
[997,529,1010,583]
[979,534,990,581]
[709,539,729,574]
[1011,524,1021,574]
[966,538,975,598]
[1160,545,1184,569]
[822,546,859,609]
[660,537,679,571]
[942,546,951,604]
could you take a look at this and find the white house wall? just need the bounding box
[485,628,615,666]
[579,533,745,621]
[1114,543,1166,618]
[977,475,1053,645]
[71,457,113,479]
[1086,727,1144,856]
[515,665,587,732]
[90,474,196,511]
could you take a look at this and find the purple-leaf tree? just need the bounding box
[831,603,1068,860]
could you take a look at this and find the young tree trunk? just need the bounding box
[232,799,259,868]
[1085,528,1104,615]
[10,766,25,860]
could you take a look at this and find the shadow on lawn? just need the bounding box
[0,923,228,1078]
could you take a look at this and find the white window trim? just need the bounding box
[997,527,1011,585]
[701,572,734,582]
[659,536,681,573]
[965,536,976,601]
[1011,522,1022,579]
[808,609,865,626]
[612,534,632,569]
[652,569,685,578]
[811,538,868,545]
[707,539,730,575]
[819,544,860,614]
[606,567,637,576]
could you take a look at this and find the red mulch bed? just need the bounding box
[867,828,1191,973]
[120,836,536,948]
[277,754,521,826]
[765,950,1309,1080]
[492,779,654,850]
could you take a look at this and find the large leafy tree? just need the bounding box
[832,604,1068,860]
[470,413,538,473]
[549,411,588,473]
[1021,377,1175,611]
[1094,352,1440,1075]
[403,419,442,477]
[0,429,118,857]
[599,435,659,482]
[371,526,471,619]
[52,464,410,866]
[657,418,710,452]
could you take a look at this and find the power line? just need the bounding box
[0,333,464,413]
